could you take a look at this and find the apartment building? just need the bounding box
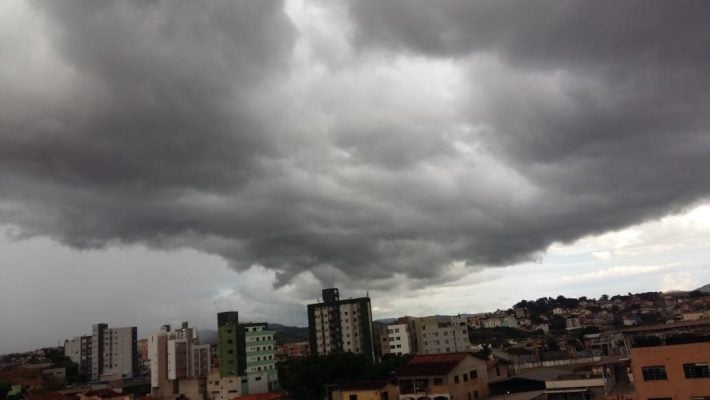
[64,335,92,379]
[208,312,279,400]
[381,317,417,356]
[149,322,212,399]
[414,316,470,355]
[307,288,375,360]
[63,323,137,381]
[630,337,710,400]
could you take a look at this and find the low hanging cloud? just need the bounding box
[1,0,710,290]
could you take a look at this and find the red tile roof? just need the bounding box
[233,392,282,400]
[397,353,471,377]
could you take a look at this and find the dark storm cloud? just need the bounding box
[1,0,710,288]
[347,0,710,260]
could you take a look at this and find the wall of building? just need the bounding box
[414,317,470,355]
[308,289,375,360]
[382,324,412,356]
[631,341,710,400]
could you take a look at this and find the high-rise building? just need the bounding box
[65,323,137,381]
[64,335,92,379]
[149,322,211,400]
[217,311,239,377]
[381,316,417,356]
[414,316,470,354]
[307,288,375,360]
[208,313,279,400]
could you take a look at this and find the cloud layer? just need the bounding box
[2,0,710,290]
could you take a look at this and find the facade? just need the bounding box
[307,288,375,360]
[149,322,212,399]
[218,311,240,377]
[414,316,470,355]
[396,353,490,400]
[381,318,416,356]
[208,313,279,400]
[64,323,137,381]
[64,335,92,379]
[630,339,710,400]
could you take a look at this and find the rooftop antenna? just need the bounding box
[366,291,369,298]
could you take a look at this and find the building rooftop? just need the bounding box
[397,353,472,377]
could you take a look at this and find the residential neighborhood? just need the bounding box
[2,287,709,400]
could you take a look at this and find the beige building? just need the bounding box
[149,322,211,400]
[397,353,490,400]
[414,316,470,355]
[90,323,138,381]
[308,288,375,360]
[381,317,416,356]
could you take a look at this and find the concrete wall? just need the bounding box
[631,341,710,400]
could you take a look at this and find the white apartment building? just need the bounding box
[307,288,375,360]
[414,316,471,354]
[381,323,412,355]
[150,322,211,400]
[70,323,137,381]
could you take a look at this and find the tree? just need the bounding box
[0,381,11,400]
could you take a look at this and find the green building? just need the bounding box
[215,312,279,394]
[217,311,239,377]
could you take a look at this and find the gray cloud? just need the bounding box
[1,0,710,291]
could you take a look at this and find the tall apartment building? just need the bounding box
[91,324,138,381]
[208,312,279,400]
[307,288,375,360]
[65,323,137,381]
[149,322,211,400]
[414,316,470,354]
[381,316,417,356]
[64,335,92,379]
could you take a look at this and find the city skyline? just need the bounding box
[3,0,710,356]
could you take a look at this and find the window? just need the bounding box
[349,395,357,400]
[454,375,459,384]
[463,373,468,382]
[469,370,477,379]
[414,378,429,390]
[433,378,443,385]
[684,363,710,379]
[642,366,668,381]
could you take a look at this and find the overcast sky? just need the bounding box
[2,0,710,354]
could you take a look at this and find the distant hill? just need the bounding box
[269,324,309,344]
[697,284,710,293]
